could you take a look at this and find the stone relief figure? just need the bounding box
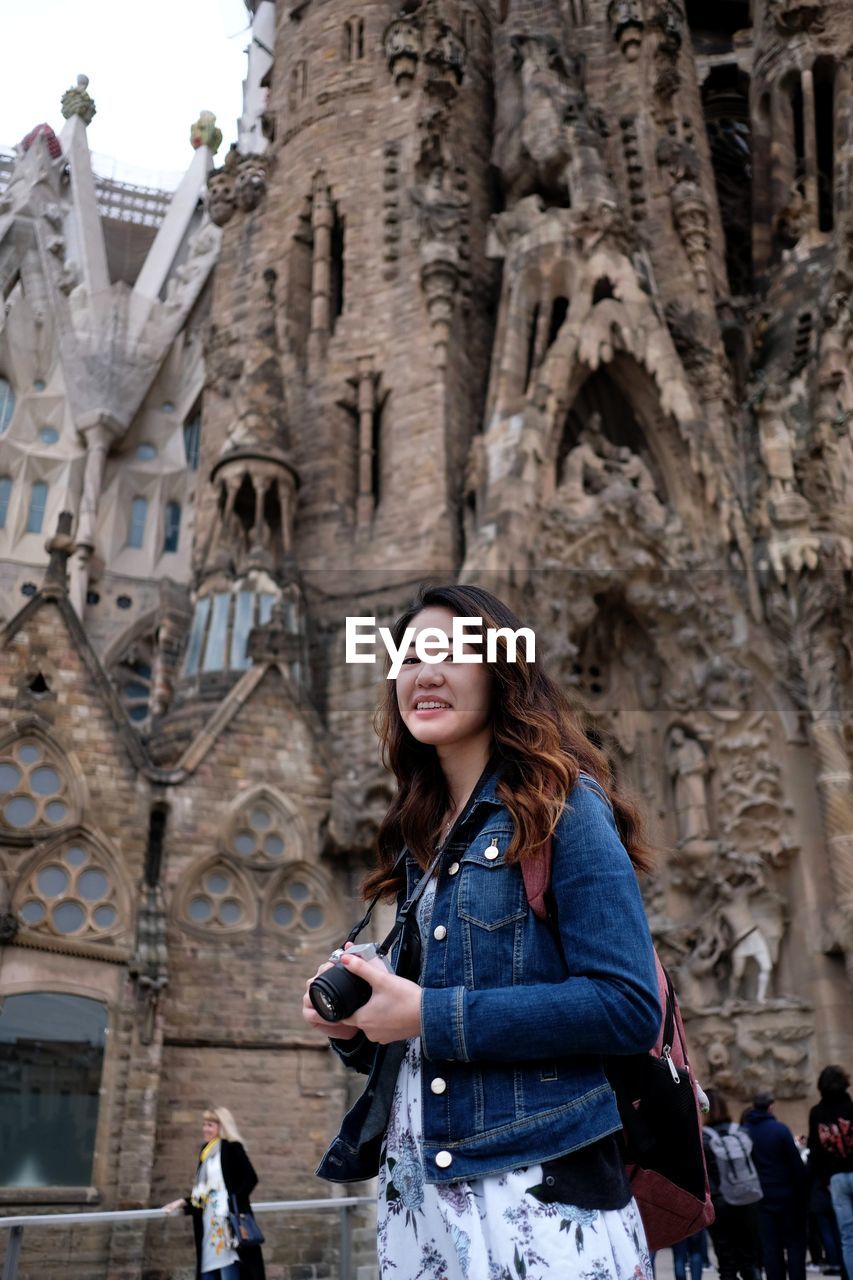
[411,159,469,245]
[757,389,796,500]
[667,725,712,846]
[491,33,577,207]
[559,413,668,532]
[717,857,785,1004]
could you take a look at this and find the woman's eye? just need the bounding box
[401,655,420,665]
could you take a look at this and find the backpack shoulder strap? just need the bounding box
[521,772,612,923]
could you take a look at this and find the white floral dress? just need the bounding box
[376,880,654,1280]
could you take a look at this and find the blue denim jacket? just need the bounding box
[316,767,659,1185]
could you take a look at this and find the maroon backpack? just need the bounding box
[522,824,715,1251]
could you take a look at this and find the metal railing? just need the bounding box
[0,1195,374,1280]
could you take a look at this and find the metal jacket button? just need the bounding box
[484,841,500,860]
[448,861,460,876]
[435,1150,453,1168]
[433,924,447,941]
[430,1077,447,1094]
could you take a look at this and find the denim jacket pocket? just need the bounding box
[457,829,527,931]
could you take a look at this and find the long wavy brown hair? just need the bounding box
[362,583,653,900]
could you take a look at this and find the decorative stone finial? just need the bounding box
[190,110,223,155]
[60,75,96,125]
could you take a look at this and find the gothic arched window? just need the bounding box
[0,376,14,434]
[0,737,76,837]
[162,502,181,554]
[0,476,11,529]
[15,839,125,941]
[25,481,48,535]
[178,860,256,934]
[127,497,148,549]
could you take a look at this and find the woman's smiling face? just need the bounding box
[395,606,493,751]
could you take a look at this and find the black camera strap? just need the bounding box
[345,756,499,958]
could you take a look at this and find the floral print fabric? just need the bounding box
[377,1039,653,1280]
[376,879,654,1280]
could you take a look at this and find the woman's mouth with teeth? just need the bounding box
[416,700,450,710]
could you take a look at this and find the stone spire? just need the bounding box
[199,266,298,583]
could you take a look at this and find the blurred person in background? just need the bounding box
[807,1066,853,1280]
[743,1090,808,1280]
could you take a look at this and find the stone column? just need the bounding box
[806,626,853,979]
[800,67,819,232]
[356,357,376,526]
[309,178,333,356]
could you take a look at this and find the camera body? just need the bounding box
[308,942,388,1023]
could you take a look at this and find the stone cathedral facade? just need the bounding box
[0,0,852,1276]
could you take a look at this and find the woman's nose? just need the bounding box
[415,662,445,686]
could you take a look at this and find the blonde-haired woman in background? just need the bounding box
[164,1105,266,1280]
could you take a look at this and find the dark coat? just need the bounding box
[183,1140,266,1280]
[742,1108,807,1210]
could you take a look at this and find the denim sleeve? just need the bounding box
[328,1030,376,1075]
[420,784,660,1063]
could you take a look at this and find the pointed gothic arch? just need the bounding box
[12,825,132,947]
[173,854,259,936]
[224,784,309,866]
[0,718,86,844]
[262,860,343,946]
[545,351,704,522]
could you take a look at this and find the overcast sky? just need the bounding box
[1,0,250,189]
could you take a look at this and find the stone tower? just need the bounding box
[1,2,852,1277]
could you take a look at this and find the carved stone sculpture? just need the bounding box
[608,0,645,60]
[60,74,96,125]
[667,725,712,846]
[384,15,422,96]
[190,110,223,156]
[235,154,269,212]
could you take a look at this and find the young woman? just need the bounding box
[302,583,661,1280]
[163,1105,265,1280]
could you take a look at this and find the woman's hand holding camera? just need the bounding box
[335,949,422,1044]
[301,942,422,1044]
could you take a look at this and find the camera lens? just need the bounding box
[310,983,340,1022]
[309,962,373,1023]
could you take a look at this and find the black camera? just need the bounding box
[308,943,388,1023]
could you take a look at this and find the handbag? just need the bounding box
[228,1194,265,1248]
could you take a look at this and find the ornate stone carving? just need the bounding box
[235,154,269,212]
[667,725,713,848]
[607,0,645,61]
[207,166,236,227]
[558,414,669,533]
[60,74,96,125]
[654,133,712,292]
[424,19,467,97]
[384,15,422,96]
[190,110,223,155]
[766,0,825,35]
[690,1005,813,1101]
[492,34,577,206]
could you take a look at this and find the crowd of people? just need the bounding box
[662,1070,853,1280]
